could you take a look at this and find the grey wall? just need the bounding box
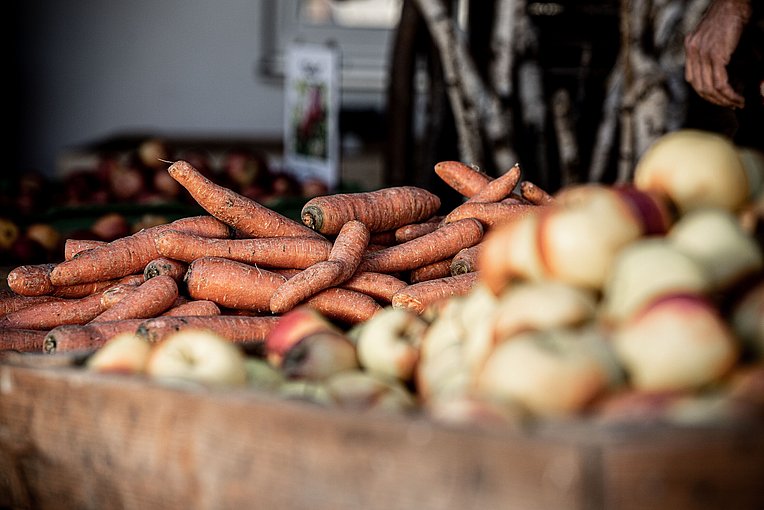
[12,0,286,176]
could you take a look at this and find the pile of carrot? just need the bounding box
[0,159,553,355]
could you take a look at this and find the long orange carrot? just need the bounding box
[358,218,484,273]
[43,319,147,354]
[464,163,522,203]
[433,161,493,198]
[136,315,280,344]
[184,257,286,312]
[0,291,65,317]
[154,229,332,269]
[392,272,480,314]
[270,220,370,314]
[450,243,482,275]
[0,292,107,330]
[340,271,407,304]
[0,328,49,352]
[300,186,441,235]
[394,217,443,243]
[100,280,145,309]
[520,180,555,205]
[410,258,454,283]
[6,263,135,299]
[64,239,107,260]
[49,215,231,286]
[167,160,322,239]
[90,275,178,322]
[161,299,221,317]
[304,288,382,325]
[143,257,188,282]
[442,202,538,228]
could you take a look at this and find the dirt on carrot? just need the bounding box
[184,256,287,312]
[410,258,454,283]
[154,229,332,269]
[520,180,555,205]
[144,257,188,282]
[392,272,480,314]
[64,239,107,260]
[450,243,482,275]
[91,275,178,323]
[359,218,484,274]
[300,186,441,235]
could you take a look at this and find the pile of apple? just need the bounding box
[87,130,764,429]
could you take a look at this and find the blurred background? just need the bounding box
[5,0,760,265]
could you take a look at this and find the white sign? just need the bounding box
[283,42,341,190]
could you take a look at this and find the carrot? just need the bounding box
[394,217,443,243]
[358,218,484,274]
[369,230,398,246]
[154,230,332,269]
[143,257,188,282]
[270,220,369,314]
[300,186,441,235]
[392,272,480,314]
[340,271,408,304]
[304,288,382,325]
[433,161,493,198]
[49,215,231,286]
[6,263,57,296]
[161,299,221,317]
[0,292,108,330]
[0,291,65,317]
[167,160,321,239]
[135,315,280,344]
[450,244,482,275]
[0,328,49,352]
[442,202,538,228]
[100,280,145,308]
[410,258,454,283]
[520,180,555,205]
[90,275,179,323]
[43,319,146,354]
[64,239,107,260]
[184,256,286,312]
[470,163,522,202]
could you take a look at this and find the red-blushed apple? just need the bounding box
[455,283,500,374]
[108,164,146,201]
[600,238,711,324]
[86,332,152,375]
[356,307,428,382]
[265,306,342,367]
[153,168,183,200]
[730,279,764,358]
[726,363,764,414]
[280,331,359,381]
[668,207,762,291]
[146,329,248,386]
[539,184,644,290]
[611,293,739,391]
[633,129,750,214]
[137,138,171,169]
[474,325,621,418]
[612,184,676,235]
[90,212,131,241]
[324,369,417,414]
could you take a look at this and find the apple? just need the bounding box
[667,207,762,291]
[729,280,764,359]
[24,223,61,254]
[280,331,359,380]
[611,293,739,391]
[277,380,333,405]
[600,238,711,324]
[146,329,248,386]
[137,138,171,169]
[86,332,152,374]
[425,395,527,430]
[474,325,620,418]
[265,306,342,366]
[0,218,20,251]
[244,357,286,391]
[324,369,417,414]
[633,129,750,213]
[356,307,428,382]
[90,212,131,241]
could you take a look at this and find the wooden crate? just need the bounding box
[0,356,763,510]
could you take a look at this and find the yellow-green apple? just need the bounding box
[245,357,286,391]
[601,238,711,324]
[277,380,332,405]
[729,280,764,359]
[612,294,739,391]
[324,369,417,414]
[668,207,762,291]
[474,325,621,418]
[356,306,428,382]
[86,332,152,374]
[634,129,750,214]
[146,329,248,386]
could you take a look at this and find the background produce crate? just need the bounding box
[0,354,762,510]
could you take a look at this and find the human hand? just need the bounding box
[684,0,752,108]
